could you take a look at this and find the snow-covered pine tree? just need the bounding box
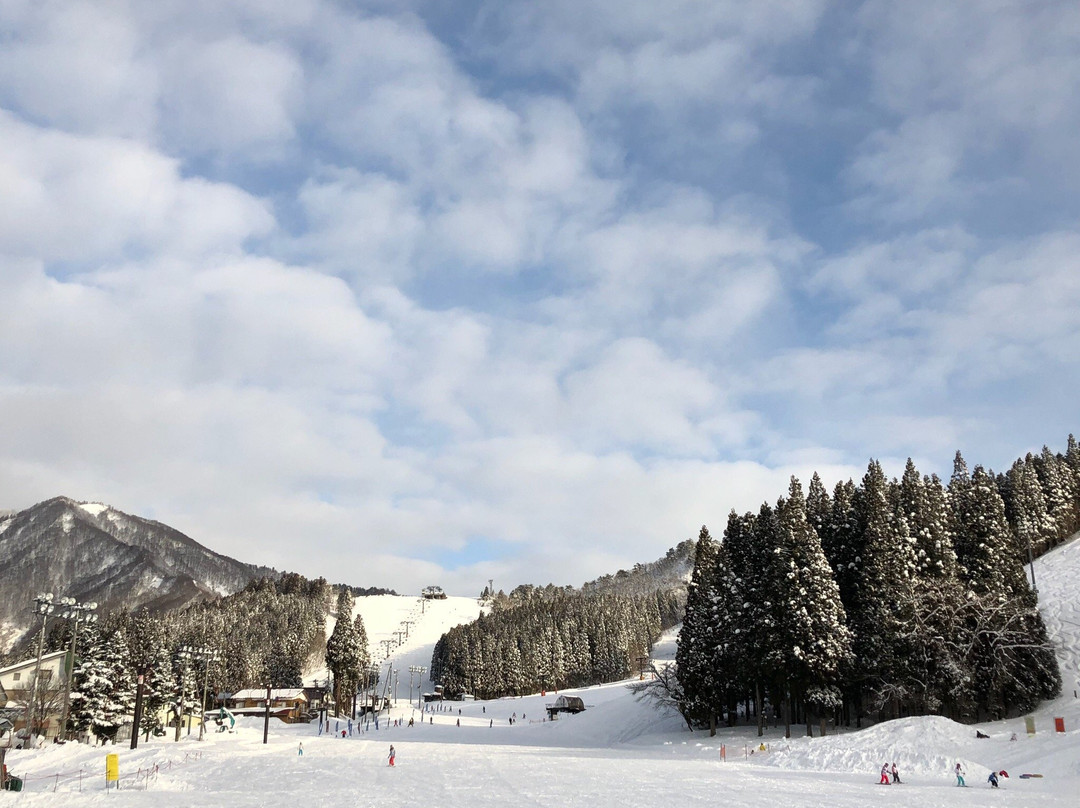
[707,518,743,730]
[675,526,721,727]
[893,463,970,715]
[806,473,831,541]
[1034,445,1075,542]
[1008,456,1055,563]
[951,463,1059,717]
[325,588,364,715]
[69,622,136,742]
[775,477,851,737]
[849,459,919,717]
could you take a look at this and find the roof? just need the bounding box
[229,688,308,702]
[0,650,68,676]
[553,695,585,708]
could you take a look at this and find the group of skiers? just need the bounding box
[878,761,1002,788]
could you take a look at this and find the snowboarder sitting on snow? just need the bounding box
[988,771,999,788]
[891,762,900,783]
[880,763,891,785]
[955,763,966,786]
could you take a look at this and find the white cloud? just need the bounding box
[0,0,157,138]
[0,111,273,262]
[157,35,302,156]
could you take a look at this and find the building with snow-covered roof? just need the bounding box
[225,688,309,722]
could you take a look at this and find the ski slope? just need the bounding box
[311,594,484,697]
[5,536,1080,807]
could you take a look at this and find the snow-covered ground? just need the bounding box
[6,537,1080,807]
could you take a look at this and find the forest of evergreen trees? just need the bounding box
[44,572,350,741]
[676,437,1080,736]
[431,586,682,699]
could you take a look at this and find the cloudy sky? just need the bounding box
[1,0,1078,595]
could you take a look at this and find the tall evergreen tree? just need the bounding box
[325,588,364,715]
[675,526,721,726]
[849,459,919,714]
[69,622,136,742]
[774,478,852,736]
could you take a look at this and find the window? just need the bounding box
[12,672,20,682]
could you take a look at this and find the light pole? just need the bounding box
[190,647,221,740]
[24,594,58,743]
[57,598,98,740]
[409,665,427,709]
[175,646,195,741]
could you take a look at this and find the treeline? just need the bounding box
[581,539,696,598]
[677,437,1080,736]
[431,588,681,699]
[44,572,338,741]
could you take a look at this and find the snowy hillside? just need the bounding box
[5,536,1080,808]
[310,594,484,695]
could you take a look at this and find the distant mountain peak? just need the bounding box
[0,496,274,654]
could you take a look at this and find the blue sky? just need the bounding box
[1,0,1078,594]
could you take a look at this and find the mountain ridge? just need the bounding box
[0,495,275,653]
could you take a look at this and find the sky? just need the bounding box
[1,0,1078,596]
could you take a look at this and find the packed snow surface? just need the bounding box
[6,537,1080,807]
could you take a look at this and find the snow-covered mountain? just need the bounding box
[0,496,274,653]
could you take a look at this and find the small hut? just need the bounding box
[545,694,585,720]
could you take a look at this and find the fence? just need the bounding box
[12,749,205,792]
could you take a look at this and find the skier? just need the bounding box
[880,763,891,785]
[955,763,966,787]
[298,742,304,756]
[988,771,999,788]
[891,762,901,784]
[456,718,460,727]
[388,744,396,767]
